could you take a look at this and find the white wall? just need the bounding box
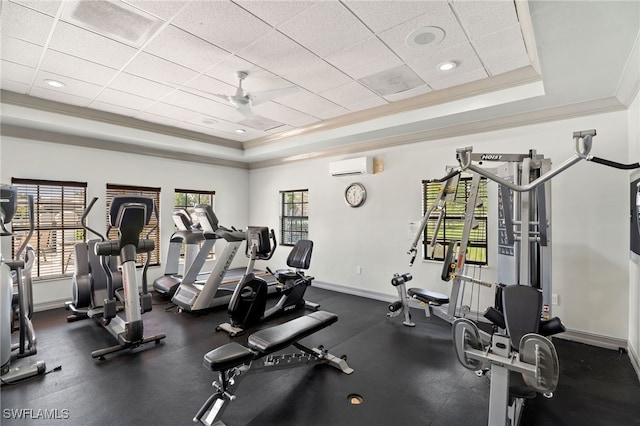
[0,136,250,308]
[1,109,634,342]
[249,111,631,340]
[628,90,640,370]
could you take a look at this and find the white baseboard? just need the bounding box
[313,281,398,303]
[553,328,627,351]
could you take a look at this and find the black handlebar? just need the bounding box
[588,156,640,170]
[82,197,107,241]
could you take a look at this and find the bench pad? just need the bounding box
[204,342,255,371]
[248,310,337,353]
[408,288,449,305]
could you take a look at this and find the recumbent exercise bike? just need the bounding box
[217,226,319,336]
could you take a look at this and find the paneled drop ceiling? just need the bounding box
[1,1,638,167]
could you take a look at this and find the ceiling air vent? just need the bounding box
[62,1,162,48]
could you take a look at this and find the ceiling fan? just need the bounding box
[191,71,298,118]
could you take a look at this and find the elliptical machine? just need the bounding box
[66,196,166,359]
[217,228,319,337]
[1,184,46,384]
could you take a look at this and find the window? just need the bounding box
[106,184,160,267]
[280,189,308,246]
[174,188,215,224]
[10,178,87,280]
[174,188,215,259]
[423,176,488,265]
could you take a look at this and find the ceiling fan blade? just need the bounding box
[236,103,253,118]
[250,86,299,106]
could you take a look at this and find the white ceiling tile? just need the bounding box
[407,42,484,86]
[123,0,189,20]
[205,58,292,93]
[252,101,318,127]
[277,90,342,118]
[488,57,531,77]
[234,1,317,28]
[237,115,283,132]
[33,70,104,98]
[185,75,237,100]
[49,22,138,68]
[320,81,380,110]
[266,124,294,134]
[344,0,433,33]
[144,102,198,121]
[347,96,388,112]
[124,52,199,86]
[134,111,185,128]
[383,84,433,102]
[283,56,352,93]
[88,100,141,117]
[278,2,373,57]
[378,4,468,62]
[10,0,62,17]
[144,25,230,73]
[429,68,488,91]
[1,79,30,94]
[172,1,272,53]
[108,72,175,100]
[164,89,245,122]
[1,60,36,85]
[237,30,317,77]
[0,36,43,67]
[93,88,156,110]
[451,0,519,39]
[29,86,91,106]
[40,50,119,86]
[473,25,529,75]
[1,2,54,45]
[326,36,403,80]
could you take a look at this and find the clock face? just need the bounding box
[345,183,366,207]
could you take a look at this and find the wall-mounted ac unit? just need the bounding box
[329,157,373,176]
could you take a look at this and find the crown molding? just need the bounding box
[249,97,626,170]
[0,90,243,151]
[0,123,249,169]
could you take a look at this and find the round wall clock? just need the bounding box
[345,182,367,208]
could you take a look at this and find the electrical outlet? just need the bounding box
[552,294,558,305]
[356,266,362,274]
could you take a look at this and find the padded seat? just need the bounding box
[408,288,449,305]
[204,342,255,371]
[248,311,337,353]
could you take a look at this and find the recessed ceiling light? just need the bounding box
[235,129,246,134]
[406,26,445,48]
[438,61,458,71]
[44,79,66,88]
[202,118,217,126]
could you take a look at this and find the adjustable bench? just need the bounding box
[194,310,353,425]
[387,273,450,327]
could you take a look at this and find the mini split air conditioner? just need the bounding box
[329,157,373,176]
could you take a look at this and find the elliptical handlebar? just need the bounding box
[15,195,35,259]
[81,197,107,242]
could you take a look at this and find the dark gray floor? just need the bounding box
[2,286,639,425]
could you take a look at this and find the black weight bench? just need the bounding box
[194,311,353,425]
[407,287,449,306]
